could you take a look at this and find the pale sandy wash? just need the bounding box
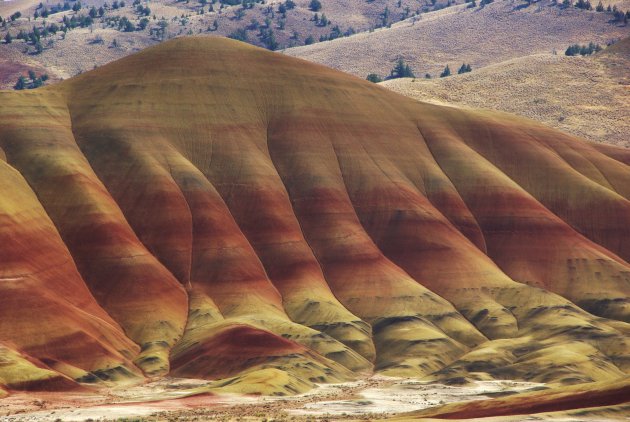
[0,377,544,421]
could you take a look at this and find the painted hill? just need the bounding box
[0,38,629,409]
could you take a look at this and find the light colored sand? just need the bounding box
[290,379,543,417]
[0,377,546,421]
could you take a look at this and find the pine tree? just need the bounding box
[457,63,472,74]
[389,58,415,79]
[14,75,26,90]
[440,65,451,77]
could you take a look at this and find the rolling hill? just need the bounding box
[382,38,630,147]
[0,0,438,87]
[0,37,629,417]
[0,0,629,89]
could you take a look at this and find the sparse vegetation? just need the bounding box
[228,27,248,41]
[366,73,383,82]
[14,71,48,89]
[309,0,322,12]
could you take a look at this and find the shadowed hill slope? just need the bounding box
[0,37,629,402]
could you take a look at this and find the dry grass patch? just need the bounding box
[382,51,630,146]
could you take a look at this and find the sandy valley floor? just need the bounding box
[0,377,549,421]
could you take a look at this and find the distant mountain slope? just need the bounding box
[286,0,630,79]
[0,0,430,86]
[1,0,629,92]
[0,38,629,403]
[382,47,630,146]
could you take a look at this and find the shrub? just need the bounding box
[228,27,248,41]
[366,73,383,83]
[309,0,321,11]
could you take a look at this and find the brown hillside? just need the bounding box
[286,0,630,79]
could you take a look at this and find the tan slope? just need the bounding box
[383,51,630,146]
[0,37,629,399]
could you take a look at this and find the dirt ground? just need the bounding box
[0,376,548,421]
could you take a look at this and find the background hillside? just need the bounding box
[1,0,629,88]
[286,0,630,79]
[383,39,630,146]
[0,0,444,86]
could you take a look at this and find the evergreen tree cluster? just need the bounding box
[569,0,629,23]
[457,63,472,74]
[14,71,49,90]
[565,42,602,56]
[389,58,416,79]
[574,0,592,10]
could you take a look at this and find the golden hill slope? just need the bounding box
[382,48,630,146]
[0,38,629,404]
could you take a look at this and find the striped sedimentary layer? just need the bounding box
[0,37,629,397]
